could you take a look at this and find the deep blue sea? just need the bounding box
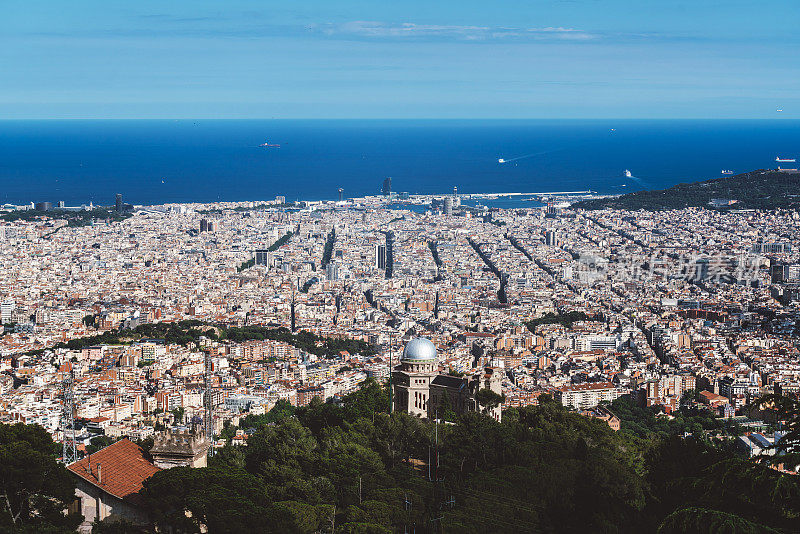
[1,119,798,206]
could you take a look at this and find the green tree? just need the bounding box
[296,397,346,436]
[432,391,458,422]
[245,418,318,474]
[245,418,329,502]
[135,436,154,454]
[343,500,392,530]
[273,501,329,533]
[209,444,247,471]
[317,441,386,505]
[474,388,504,413]
[171,407,185,424]
[0,423,83,532]
[679,388,700,407]
[340,379,390,421]
[141,466,277,533]
[137,382,800,532]
[237,399,295,431]
[657,507,779,534]
[371,412,429,466]
[643,435,800,532]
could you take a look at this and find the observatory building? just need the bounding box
[392,337,503,421]
[392,338,438,417]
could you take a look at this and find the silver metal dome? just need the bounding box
[401,338,437,361]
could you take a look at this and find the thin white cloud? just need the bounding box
[308,21,597,42]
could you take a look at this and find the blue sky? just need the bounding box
[2,0,799,118]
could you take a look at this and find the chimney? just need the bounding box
[97,463,102,484]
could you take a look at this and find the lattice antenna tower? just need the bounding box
[61,371,78,464]
[204,351,214,456]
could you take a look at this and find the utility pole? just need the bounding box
[61,371,78,465]
[389,332,395,413]
[432,408,444,533]
[434,408,439,482]
[291,283,297,333]
[428,444,432,481]
[403,492,413,534]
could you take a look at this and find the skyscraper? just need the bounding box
[444,197,453,216]
[375,244,387,270]
[381,177,392,196]
[325,262,340,281]
[200,219,217,232]
[255,250,271,266]
[771,263,800,283]
[116,194,123,213]
[338,188,344,202]
[545,230,559,247]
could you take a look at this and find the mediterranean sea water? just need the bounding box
[1,119,798,206]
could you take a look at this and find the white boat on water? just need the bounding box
[624,169,632,178]
[776,156,796,163]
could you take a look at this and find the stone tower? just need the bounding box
[150,426,210,469]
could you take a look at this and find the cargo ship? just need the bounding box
[776,156,796,163]
[721,170,734,175]
[260,141,280,148]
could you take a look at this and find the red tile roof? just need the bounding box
[67,438,160,505]
[88,416,111,423]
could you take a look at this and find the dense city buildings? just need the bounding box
[1,194,798,464]
[4,1,798,530]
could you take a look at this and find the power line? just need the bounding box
[435,489,541,532]
[438,485,544,530]
[434,494,539,533]
[444,483,544,512]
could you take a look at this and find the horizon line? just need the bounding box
[0,117,797,121]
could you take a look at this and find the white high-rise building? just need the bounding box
[325,262,340,281]
[1,300,15,324]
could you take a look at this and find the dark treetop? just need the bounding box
[575,169,800,211]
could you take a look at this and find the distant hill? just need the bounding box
[574,169,800,211]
